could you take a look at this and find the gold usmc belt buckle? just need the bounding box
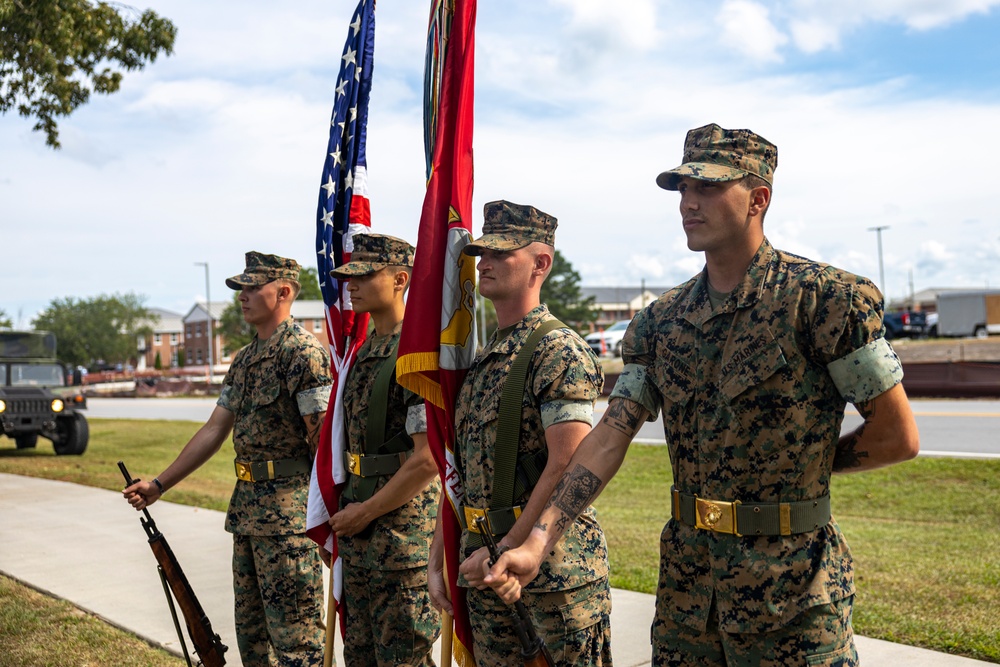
[235,461,254,482]
[464,506,521,533]
[695,497,741,536]
[346,453,362,475]
[464,507,488,533]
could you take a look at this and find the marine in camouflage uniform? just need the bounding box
[488,126,919,667]
[220,253,332,666]
[448,201,612,667]
[124,251,333,667]
[328,234,441,667]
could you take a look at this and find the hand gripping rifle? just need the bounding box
[474,516,555,667]
[119,461,228,667]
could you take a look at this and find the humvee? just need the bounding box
[0,331,89,455]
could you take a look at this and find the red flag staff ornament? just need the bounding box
[304,1,376,661]
[397,0,478,665]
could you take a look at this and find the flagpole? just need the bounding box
[441,554,454,666]
[324,571,337,667]
[441,611,454,666]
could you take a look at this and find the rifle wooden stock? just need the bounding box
[474,517,555,667]
[119,461,228,667]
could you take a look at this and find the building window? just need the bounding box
[196,349,203,364]
[154,334,162,344]
[170,333,178,345]
[314,319,323,332]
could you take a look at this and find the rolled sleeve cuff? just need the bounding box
[406,403,428,436]
[827,337,903,403]
[541,399,594,429]
[296,385,332,416]
[609,363,662,421]
[217,385,235,412]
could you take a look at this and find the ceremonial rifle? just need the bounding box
[119,461,228,667]
[475,516,555,667]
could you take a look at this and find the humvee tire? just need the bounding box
[53,413,89,456]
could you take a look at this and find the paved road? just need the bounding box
[86,397,1000,458]
[597,398,1000,458]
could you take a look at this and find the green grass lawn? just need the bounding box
[1,418,999,663]
[0,574,185,667]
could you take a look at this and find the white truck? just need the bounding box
[934,289,1000,338]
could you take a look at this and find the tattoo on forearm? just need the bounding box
[304,413,324,453]
[552,464,603,519]
[833,400,873,471]
[604,399,643,436]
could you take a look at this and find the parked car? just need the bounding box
[924,312,939,337]
[883,310,927,340]
[584,320,631,356]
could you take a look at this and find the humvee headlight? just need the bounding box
[0,399,5,413]
[51,399,65,413]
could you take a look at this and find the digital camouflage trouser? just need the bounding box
[467,576,612,667]
[341,562,440,667]
[233,533,325,667]
[652,594,858,667]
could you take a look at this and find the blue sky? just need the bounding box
[2,0,1000,327]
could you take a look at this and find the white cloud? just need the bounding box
[716,1,789,63]
[3,0,1000,323]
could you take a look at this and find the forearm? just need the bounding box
[303,410,326,458]
[157,406,234,491]
[834,383,919,473]
[358,434,438,521]
[521,420,633,557]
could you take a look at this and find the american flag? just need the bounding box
[397,0,478,664]
[305,0,375,635]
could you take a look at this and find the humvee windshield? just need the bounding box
[4,363,66,387]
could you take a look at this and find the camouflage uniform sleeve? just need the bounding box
[217,385,236,411]
[405,402,428,435]
[611,307,663,421]
[284,337,334,416]
[533,329,603,428]
[810,270,903,402]
[217,345,247,411]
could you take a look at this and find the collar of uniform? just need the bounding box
[358,323,402,360]
[681,239,772,328]
[484,304,551,358]
[253,317,295,359]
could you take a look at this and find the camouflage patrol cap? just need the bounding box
[329,233,415,278]
[225,251,301,290]
[656,123,778,191]
[463,200,557,256]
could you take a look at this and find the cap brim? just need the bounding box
[329,262,386,278]
[656,163,750,191]
[462,235,532,256]
[225,274,272,290]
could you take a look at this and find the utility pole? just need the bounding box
[194,262,213,383]
[867,226,889,295]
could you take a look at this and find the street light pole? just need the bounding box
[194,262,213,383]
[868,226,889,295]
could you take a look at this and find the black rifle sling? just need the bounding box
[490,319,566,513]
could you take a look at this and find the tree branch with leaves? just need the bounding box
[0,0,177,147]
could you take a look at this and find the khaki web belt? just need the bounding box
[671,487,831,537]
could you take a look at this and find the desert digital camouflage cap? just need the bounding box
[463,200,557,256]
[329,233,415,278]
[656,123,778,191]
[225,251,301,290]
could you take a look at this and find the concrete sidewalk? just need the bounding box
[0,472,992,667]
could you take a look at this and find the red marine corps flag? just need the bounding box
[396,1,478,665]
[305,0,375,656]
